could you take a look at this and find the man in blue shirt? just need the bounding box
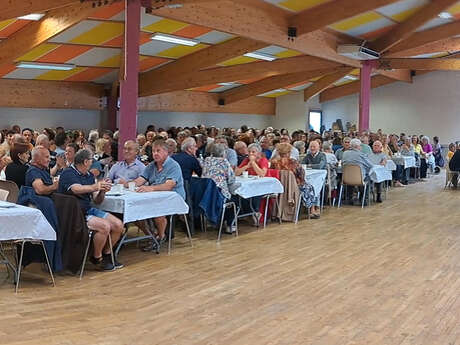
[26,146,58,195]
[58,149,124,271]
[108,140,145,183]
[131,140,185,243]
[171,137,202,181]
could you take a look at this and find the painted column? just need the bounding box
[358,60,375,132]
[118,0,140,159]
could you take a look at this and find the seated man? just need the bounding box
[302,141,326,169]
[449,143,460,188]
[171,137,202,181]
[234,141,248,166]
[108,140,145,184]
[342,139,374,204]
[25,146,59,195]
[58,149,124,271]
[368,140,387,203]
[131,140,185,244]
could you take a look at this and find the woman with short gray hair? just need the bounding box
[202,143,235,201]
[235,142,268,178]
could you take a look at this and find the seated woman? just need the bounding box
[235,143,268,177]
[447,143,456,161]
[270,143,317,218]
[0,146,11,181]
[5,142,31,189]
[420,136,433,179]
[202,143,237,232]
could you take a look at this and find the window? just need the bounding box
[309,110,322,133]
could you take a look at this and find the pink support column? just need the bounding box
[118,0,140,160]
[358,60,376,132]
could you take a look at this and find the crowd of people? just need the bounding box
[0,124,445,273]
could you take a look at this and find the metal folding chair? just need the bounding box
[338,165,371,209]
[168,214,193,255]
[79,231,115,280]
[15,239,55,293]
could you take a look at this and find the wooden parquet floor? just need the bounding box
[1,173,460,345]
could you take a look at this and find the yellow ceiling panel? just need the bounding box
[97,54,121,68]
[278,0,331,12]
[219,56,258,66]
[155,43,208,59]
[143,18,189,33]
[447,3,460,14]
[391,6,424,22]
[275,49,302,58]
[70,22,124,45]
[350,69,360,76]
[0,19,15,31]
[263,90,291,97]
[16,43,60,62]
[35,67,87,81]
[330,12,382,31]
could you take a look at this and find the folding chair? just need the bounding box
[338,165,371,209]
[79,230,115,280]
[0,180,19,203]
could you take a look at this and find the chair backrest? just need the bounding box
[342,164,364,186]
[0,180,19,203]
[0,189,9,201]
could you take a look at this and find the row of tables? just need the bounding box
[1,156,415,288]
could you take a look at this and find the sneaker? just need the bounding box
[100,256,115,271]
[103,254,123,269]
[89,255,102,266]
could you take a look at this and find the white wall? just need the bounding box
[137,111,274,132]
[0,107,101,132]
[274,92,322,132]
[322,71,460,143]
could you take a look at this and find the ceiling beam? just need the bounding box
[139,37,267,96]
[304,68,354,101]
[377,69,412,82]
[378,58,460,70]
[319,75,396,102]
[0,0,75,21]
[387,37,460,58]
[386,21,460,56]
[0,2,99,66]
[218,67,345,105]
[290,0,400,37]
[140,55,342,96]
[369,0,459,53]
[152,1,360,67]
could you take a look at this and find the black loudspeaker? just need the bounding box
[410,70,416,77]
[218,99,225,106]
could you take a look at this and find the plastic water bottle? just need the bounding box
[103,164,109,179]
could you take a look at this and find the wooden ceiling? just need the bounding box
[0,0,460,105]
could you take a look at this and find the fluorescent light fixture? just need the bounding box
[344,75,359,81]
[272,89,286,93]
[218,82,236,86]
[16,62,76,71]
[151,33,199,46]
[438,11,453,19]
[243,52,277,61]
[18,13,45,21]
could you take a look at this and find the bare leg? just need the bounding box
[86,217,110,258]
[104,214,124,254]
[153,216,167,239]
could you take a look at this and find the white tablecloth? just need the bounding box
[304,168,327,198]
[385,160,397,171]
[370,165,393,183]
[97,190,189,224]
[0,201,56,241]
[234,176,284,199]
[392,156,416,169]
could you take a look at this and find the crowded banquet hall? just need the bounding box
[1,0,460,344]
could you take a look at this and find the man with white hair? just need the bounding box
[171,137,202,181]
[36,133,57,168]
[25,146,59,195]
[165,138,177,156]
[342,138,374,205]
[271,134,299,160]
[302,141,326,169]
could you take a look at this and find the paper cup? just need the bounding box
[242,171,249,178]
[128,182,136,192]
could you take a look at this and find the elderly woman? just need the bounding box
[236,143,268,177]
[420,136,433,179]
[202,143,237,232]
[0,146,11,181]
[95,138,112,168]
[270,143,317,218]
[447,143,456,161]
[293,140,306,162]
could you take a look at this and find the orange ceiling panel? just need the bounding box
[37,45,93,64]
[65,67,115,82]
[0,19,30,38]
[174,25,213,39]
[89,1,124,20]
[139,56,170,71]
[0,64,16,78]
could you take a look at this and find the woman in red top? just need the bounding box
[235,143,268,177]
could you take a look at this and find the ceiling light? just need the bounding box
[243,52,277,61]
[151,33,199,46]
[438,12,453,19]
[344,75,359,81]
[218,82,236,86]
[272,89,286,93]
[16,62,76,71]
[18,13,45,21]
